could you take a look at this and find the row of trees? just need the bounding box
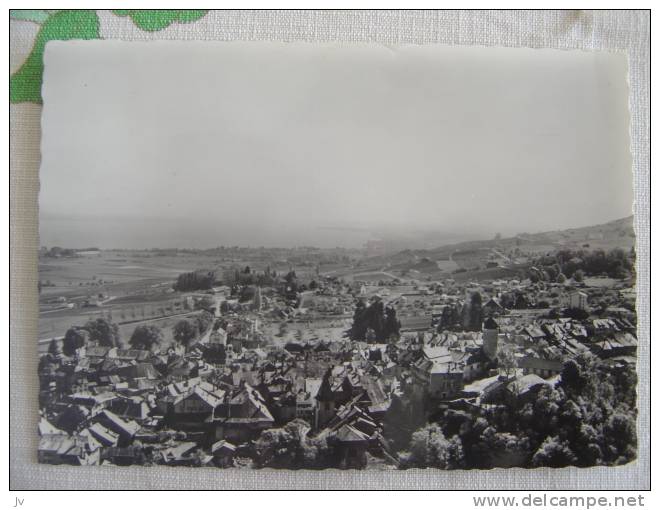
[530,248,635,282]
[223,266,279,288]
[173,266,320,304]
[436,292,484,332]
[57,310,216,356]
[61,318,120,356]
[350,298,401,342]
[173,270,216,291]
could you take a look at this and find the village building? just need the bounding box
[38,433,101,466]
[563,290,589,310]
[482,297,505,317]
[410,346,465,401]
[211,440,236,467]
[518,356,563,379]
[213,384,275,443]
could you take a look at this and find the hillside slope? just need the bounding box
[363,216,635,281]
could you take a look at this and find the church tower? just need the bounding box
[316,368,336,428]
[482,316,499,361]
[252,286,262,311]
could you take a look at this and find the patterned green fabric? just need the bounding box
[9,9,208,104]
[112,10,207,31]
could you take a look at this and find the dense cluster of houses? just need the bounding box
[38,273,637,469]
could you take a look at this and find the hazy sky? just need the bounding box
[40,41,632,249]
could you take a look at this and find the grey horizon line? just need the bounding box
[39,213,634,253]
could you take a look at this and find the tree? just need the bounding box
[350,299,368,339]
[573,423,604,466]
[253,419,325,469]
[173,320,198,348]
[350,298,394,341]
[195,310,214,334]
[384,306,401,339]
[129,324,163,351]
[239,285,256,303]
[545,307,560,319]
[573,269,585,282]
[532,436,577,468]
[47,338,61,357]
[201,343,227,365]
[468,292,484,331]
[439,304,461,331]
[497,344,518,378]
[559,359,585,394]
[83,318,120,347]
[283,270,298,299]
[400,423,464,469]
[471,427,529,468]
[62,327,89,356]
[604,413,637,464]
[564,307,589,321]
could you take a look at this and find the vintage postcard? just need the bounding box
[37,41,636,471]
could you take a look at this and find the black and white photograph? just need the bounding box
[34,37,638,474]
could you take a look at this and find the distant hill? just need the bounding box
[361,216,635,282]
[504,215,635,252]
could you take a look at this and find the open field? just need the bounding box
[38,250,220,340]
[38,247,360,341]
[263,320,351,349]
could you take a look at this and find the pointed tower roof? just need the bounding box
[484,317,499,330]
[316,368,335,401]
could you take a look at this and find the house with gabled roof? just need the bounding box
[101,445,147,466]
[107,395,151,421]
[52,404,91,434]
[110,349,152,363]
[330,424,370,469]
[481,374,553,406]
[38,417,64,436]
[315,368,355,427]
[211,439,236,467]
[38,433,101,466]
[158,441,200,466]
[411,346,465,401]
[518,356,563,378]
[483,297,505,317]
[87,422,120,447]
[214,384,275,443]
[94,409,140,446]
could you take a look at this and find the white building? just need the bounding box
[564,291,588,310]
